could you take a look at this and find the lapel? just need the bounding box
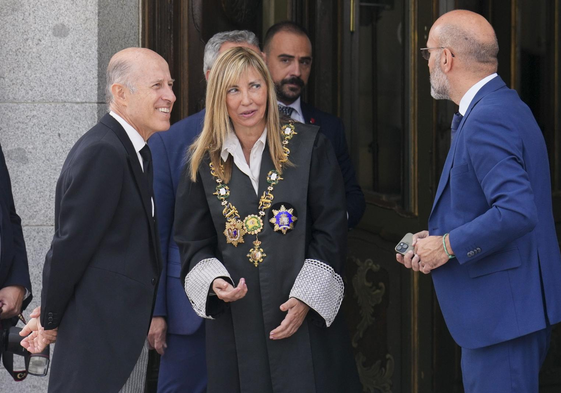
[300,100,314,124]
[257,143,273,198]
[100,114,161,269]
[430,76,507,213]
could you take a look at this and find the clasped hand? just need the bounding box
[395,230,451,274]
[19,306,58,353]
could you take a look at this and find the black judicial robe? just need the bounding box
[176,123,361,393]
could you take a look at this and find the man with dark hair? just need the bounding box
[397,10,561,393]
[263,21,365,229]
[147,30,260,393]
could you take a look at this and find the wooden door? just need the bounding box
[338,1,451,392]
[143,1,561,392]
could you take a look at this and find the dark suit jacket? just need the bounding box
[300,101,365,229]
[41,114,162,393]
[149,109,205,335]
[429,76,561,349]
[0,145,31,317]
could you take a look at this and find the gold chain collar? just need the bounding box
[210,123,297,267]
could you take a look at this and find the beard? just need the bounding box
[275,76,305,104]
[430,56,451,100]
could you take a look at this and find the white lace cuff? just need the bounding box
[184,258,231,319]
[289,259,344,327]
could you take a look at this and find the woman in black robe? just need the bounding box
[175,46,360,393]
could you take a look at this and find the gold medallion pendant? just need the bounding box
[269,205,297,234]
[244,214,264,235]
[247,239,266,267]
[224,219,246,247]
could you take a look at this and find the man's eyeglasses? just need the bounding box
[420,47,455,61]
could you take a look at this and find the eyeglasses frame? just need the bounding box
[420,47,456,61]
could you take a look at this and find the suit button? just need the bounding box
[48,317,53,322]
[151,277,156,285]
[48,312,53,317]
[476,247,481,253]
[467,251,474,257]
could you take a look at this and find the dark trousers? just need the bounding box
[157,325,206,393]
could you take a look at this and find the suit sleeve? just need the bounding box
[175,166,231,319]
[41,142,124,329]
[330,119,365,229]
[148,133,172,318]
[290,134,347,327]
[449,105,538,264]
[0,145,32,308]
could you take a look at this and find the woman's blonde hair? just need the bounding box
[188,46,284,182]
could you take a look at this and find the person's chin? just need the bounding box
[281,88,301,101]
[155,120,171,131]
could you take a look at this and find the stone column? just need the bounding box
[0,1,140,391]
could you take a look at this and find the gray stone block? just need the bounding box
[0,366,49,393]
[0,103,99,226]
[0,0,98,103]
[97,0,141,103]
[22,226,54,311]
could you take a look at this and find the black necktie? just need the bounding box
[278,104,295,117]
[139,144,154,201]
[451,112,463,142]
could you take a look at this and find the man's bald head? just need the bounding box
[105,47,176,140]
[431,10,499,74]
[105,48,167,105]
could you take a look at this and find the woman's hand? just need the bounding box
[269,298,310,340]
[212,278,248,302]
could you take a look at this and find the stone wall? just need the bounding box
[0,0,140,390]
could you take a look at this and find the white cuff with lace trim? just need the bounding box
[184,258,231,319]
[289,258,344,327]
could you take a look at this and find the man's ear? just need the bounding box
[111,83,127,105]
[262,51,268,63]
[205,70,211,81]
[442,49,453,72]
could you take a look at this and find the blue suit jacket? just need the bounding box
[429,76,561,349]
[0,145,31,312]
[149,109,206,335]
[301,101,365,229]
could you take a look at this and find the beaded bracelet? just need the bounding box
[443,233,456,259]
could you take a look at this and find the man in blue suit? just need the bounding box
[397,10,561,393]
[263,21,365,229]
[147,30,261,393]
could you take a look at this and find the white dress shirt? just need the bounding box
[220,128,268,195]
[109,111,154,215]
[458,73,498,115]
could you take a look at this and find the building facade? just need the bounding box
[1,0,560,392]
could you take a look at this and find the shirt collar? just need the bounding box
[109,111,146,153]
[220,127,268,162]
[278,96,302,117]
[458,73,498,115]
